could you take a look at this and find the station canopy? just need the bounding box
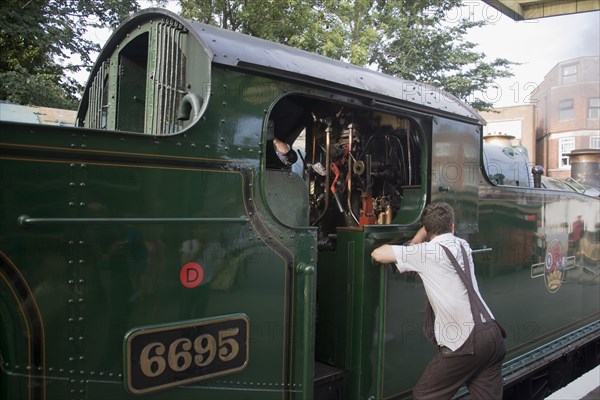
[481,0,599,20]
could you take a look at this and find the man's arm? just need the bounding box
[410,226,428,244]
[371,226,428,264]
[371,244,396,264]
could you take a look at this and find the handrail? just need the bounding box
[296,263,316,400]
[177,92,203,121]
[18,215,248,226]
[374,262,389,399]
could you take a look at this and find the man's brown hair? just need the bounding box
[422,202,454,236]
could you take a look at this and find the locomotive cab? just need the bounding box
[39,8,487,399]
[263,94,430,398]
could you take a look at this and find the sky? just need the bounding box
[78,2,599,109]
[464,5,600,107]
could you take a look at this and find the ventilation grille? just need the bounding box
[86,61,109,130]
[84,20,188,135]
[150,21,187,135]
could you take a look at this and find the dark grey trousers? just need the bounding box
[412,321,506,400]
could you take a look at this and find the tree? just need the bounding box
[179,0,319,47]
[373,0,514,110]
[0,0,140,109]
[179,0,513,110]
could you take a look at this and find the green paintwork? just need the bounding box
[0,69,317,400]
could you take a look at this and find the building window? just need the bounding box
[562,64,577,84]
[559,99,574,121]
[589,98,600,120]
[559,138,575,168]
[591,136,600,149]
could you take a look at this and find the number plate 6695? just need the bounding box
[125,314,249,394]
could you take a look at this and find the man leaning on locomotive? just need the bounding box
[372,202,506,400]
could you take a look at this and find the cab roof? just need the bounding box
[81,8,484,125]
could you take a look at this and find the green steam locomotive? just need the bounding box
[1,8,598,400]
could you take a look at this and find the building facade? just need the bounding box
[532,56,600,179]
[482,56,600,180]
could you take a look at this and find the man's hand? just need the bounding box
[273,138,290,153]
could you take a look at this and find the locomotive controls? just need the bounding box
[268,96,422,242]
